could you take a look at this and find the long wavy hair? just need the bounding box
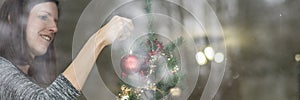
[0,0,59,87]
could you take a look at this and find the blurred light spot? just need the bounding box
[129,49,133,54]
[170,87,181,96]
[204,46,215,61]
[196,51,207,65]
[295,54,300,62]
[280,13,282,16]
[214,52,224,63]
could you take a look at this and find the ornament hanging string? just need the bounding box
[145,0,157,52]
[146,0,153,33]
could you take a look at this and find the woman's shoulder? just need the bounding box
[0,56,17,69]
[0,56,23,83]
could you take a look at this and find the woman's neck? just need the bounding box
[20,53,34,74]
[18,65,30,74]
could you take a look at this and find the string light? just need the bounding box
[170,87,181,96]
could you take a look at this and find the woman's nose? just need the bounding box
[48,21,58,33]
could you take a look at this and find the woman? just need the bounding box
[0,0,133,99]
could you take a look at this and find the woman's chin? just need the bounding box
[32,48,48,57]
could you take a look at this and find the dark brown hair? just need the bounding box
[0,0,59,87]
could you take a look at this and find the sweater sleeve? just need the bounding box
[0,57,80,100]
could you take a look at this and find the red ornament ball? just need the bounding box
[120,55,141,74]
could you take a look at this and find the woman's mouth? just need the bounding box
[40,34,52,41]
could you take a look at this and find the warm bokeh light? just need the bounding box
[196,51,207,65]
[170,87,181,96]
[295,54,300,62]
[214,52,225,63]
[204,46,215,61]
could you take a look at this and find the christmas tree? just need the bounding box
[117,0,184,99]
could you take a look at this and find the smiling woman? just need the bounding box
[26,2,58,58]
[0,0,59,88]
[0,0,133,99]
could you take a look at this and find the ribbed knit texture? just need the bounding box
[0,57,80,100]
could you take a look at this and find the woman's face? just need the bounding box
[26,2,58,58]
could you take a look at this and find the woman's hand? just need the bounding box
[96,16,134,45]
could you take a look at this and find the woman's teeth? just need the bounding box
[41,35,51,41]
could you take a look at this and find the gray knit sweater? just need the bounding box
[0,57,80,99]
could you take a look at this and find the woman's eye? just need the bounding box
[39,15,48,21]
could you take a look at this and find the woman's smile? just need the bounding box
[40,34,52,41]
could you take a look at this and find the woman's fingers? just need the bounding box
[119,19,134,41]
[99,16,133,43]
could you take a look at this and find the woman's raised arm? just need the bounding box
[63,16,133,91]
